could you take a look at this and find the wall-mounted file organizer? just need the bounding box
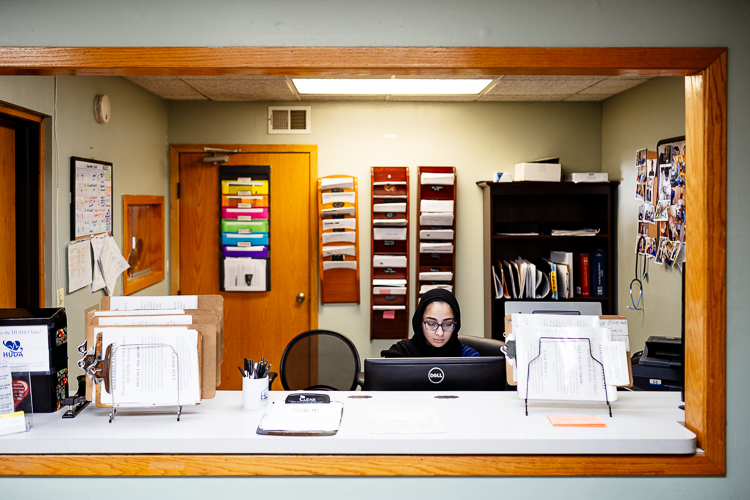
[318,175,360,304]
[371,167,409,340]
[416,167,456,305]
[218,165,270,292]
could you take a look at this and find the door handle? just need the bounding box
[296,293,306,303]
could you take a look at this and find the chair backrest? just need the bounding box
[279,329,361,391]
[458,335,506,358]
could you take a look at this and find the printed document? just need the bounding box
[68,239,93,293]
[98,327,200,406]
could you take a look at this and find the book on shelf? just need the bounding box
[575,253,591,297]
[591,249,606,297]
[550,251,574,299]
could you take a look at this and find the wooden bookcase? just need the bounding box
[479,181,619,340]
[371,167,409,340]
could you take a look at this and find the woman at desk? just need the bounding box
[380,289,479,358]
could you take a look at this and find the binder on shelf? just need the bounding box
[371,167,410,340]
[591,249,606,297]
[319,175,360,304]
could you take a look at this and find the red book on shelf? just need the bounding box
[576,253,591,297]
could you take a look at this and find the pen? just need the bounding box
[238,366,246,378]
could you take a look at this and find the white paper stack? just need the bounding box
[323,219,357,231]
[374,227,407,240]
[420,199,454,213]
[419,229,454,240]
[419,242,454,254]
[419,213,454,226]
[320,177,354,191]
[419,284,453,294]
[321,191,356,204]
[418,271,453,281]
[322,231,356,244]
[420,172,455,185]
[373,255,407,268]
[321,207,355,217]
[322,245,356,257]
[373,218,407,226]
[373,203,406,213]
[373,279,407,287]
[373,286,407,295]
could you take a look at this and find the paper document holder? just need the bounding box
[524,337,612,418]
[104,343,183,423]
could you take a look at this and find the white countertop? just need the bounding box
[0,390,695,455]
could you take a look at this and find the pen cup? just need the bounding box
[242,376,269,410]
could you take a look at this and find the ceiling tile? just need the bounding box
[126,76,207,100]
[181,76,296,101]
[577,76,652,95]
[564,94,611,101]
[478,94,570,102]
[486,75,606,95]
[387,95,479,101]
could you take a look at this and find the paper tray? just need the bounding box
[256,401,343,436]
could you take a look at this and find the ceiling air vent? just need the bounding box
[268,106,311,134]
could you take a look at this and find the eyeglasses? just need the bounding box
[423,321,457,333]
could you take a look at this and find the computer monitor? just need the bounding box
[504,300,602,316]
[363,357,505,391]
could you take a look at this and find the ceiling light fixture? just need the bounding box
[292,78,492,95]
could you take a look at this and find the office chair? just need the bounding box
[458,335,506,357]
[279,329,361,391]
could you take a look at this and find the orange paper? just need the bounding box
[547,414,606,427]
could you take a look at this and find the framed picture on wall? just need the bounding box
[70,156,113,240]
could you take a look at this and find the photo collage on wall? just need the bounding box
[634,139,686,268]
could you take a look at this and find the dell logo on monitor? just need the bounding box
[428,367,445,384]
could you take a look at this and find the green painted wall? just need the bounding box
[602,77,686,353]
[168,99,602,361]
[0,0,748,497]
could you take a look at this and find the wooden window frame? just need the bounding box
[0,46,726,477]
[122,194,165,295]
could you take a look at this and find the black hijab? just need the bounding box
[380,288,463,358]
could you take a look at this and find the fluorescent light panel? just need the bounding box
[292,78,492,95]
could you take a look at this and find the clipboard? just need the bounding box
[99,294,224,365]
[256,401,344,436]
[93,329,203,408]
[503,314,634,388]
[86,323,216,403]
[89,312,223,386]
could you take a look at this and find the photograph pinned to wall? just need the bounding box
[635,183,645,201]
[643,204,655,223]
[666,241,683,267]
[647,159,657,178]
[658,221,668,239]
[645,237,657,258]
[658,143,672,165]
[658,165,672,202]
[645,178,654,204]
[655,201,670,221]
[638,204,646,222]
[636,148,646,170]
[638,222,649,236]
[636,235,646,255]
[654,237,670,265]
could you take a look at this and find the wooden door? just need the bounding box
[0,122,16,307]
[176,147,317,390]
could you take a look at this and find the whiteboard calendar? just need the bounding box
[70,157,113,240]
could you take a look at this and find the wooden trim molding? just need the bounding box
[0,453,724,477]
[684,50,727,474]
[0,47,725,77]
[0,47,727,477]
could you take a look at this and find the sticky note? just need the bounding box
[547,414,606,427]
[383,310,396,320]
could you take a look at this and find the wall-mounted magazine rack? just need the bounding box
[318,175,360,304]
[371,167,409,340]
[524,337,613,417]
[416,166,456,305]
